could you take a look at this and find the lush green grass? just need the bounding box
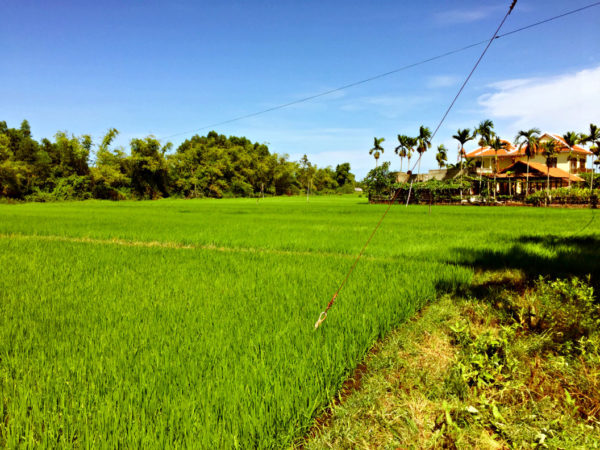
[0,197,598,447]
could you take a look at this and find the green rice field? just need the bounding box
[1,197,598,447]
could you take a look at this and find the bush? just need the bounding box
[230,178,254,197]
[364,162,395,197]
[535,277,598,348]
[580,172,600,189]
[390,178,473,204]
[337,183,356,195]
[525,188,598,206]
[25,175,92,202]
[514,276,599,353]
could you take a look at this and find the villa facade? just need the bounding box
[393,133,593,196]
[465,133,592,180]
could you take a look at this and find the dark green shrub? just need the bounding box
[526,277,598,352]
[525,188,599,206]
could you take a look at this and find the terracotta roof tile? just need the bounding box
[465,140,516,158]
[466,133,593,158]
[499,160,584,182]
[540,133,592,155]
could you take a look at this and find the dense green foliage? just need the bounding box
[1,198,598,447]
[362,162,396,197]
[0,121,355,200]
[392,179,473,203]
[525,187,599,206]
[581,172,600,189]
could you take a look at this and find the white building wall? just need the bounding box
[476,152,588,174]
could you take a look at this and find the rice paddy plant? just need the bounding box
[0,197,598,447]
[0,197,595,260]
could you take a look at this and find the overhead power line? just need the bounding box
[162,1,600,141]
[313,0,517,330]
[430,0,516,140]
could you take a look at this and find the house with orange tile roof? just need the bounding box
[464,133,592,194]
[465,139,518,173]
[465,133,592,175]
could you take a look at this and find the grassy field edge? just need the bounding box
[300,270,600,449]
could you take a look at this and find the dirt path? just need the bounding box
[0,232,389,262]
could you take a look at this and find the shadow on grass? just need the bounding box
[453,234,600,289]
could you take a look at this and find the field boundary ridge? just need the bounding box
[0,232,390,261]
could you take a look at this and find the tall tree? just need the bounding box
[298,154,316,200]
[474,120,495,146]
[369,137,385,168]
[0,133,11,162]
[541,139,558,194]
[405,136,416,173]
[581,123,600,192]
[363,161,395,198]
[452,128,474,174]
[313,166,337,192]
[20,119,31,138]
[562,131,579,188]
[394,135,408,172]
[453,128,475,199]
[129,136,171,199]
[415,126,431,174]
[474,120,495,192]
[91,128,130,199]
[489,137,508,201]
[334,162,355,187]
[514,128,541,195]
[53,131,92,177]
[435,144,448,169]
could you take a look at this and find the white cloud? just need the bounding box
[427,75,461,89]
[340,94,432,119]
[486,78,532,90]
[478,65,600,133]
[434,5,502,25]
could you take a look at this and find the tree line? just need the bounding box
[0,120,356,201]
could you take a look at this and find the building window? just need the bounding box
[548,158,557,168]
[570,160,577,170]
[580,159,586,169]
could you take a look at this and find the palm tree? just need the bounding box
[474,119,495,147]
[562,131,579,188]
[415,126,432,175]
[405,136,417,172]
[581,123,600,192]
[369,137,385,167]
[436,144,448,169]
[541,139,558,195]
[474,120,495,193]
[505,170,515,196]
[514,128,541,195]
[452,128,474,173]
[394,135,408,172]
[453,128,474,200]
[489,137,508,201]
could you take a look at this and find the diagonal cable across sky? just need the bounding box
[161,1,600,141]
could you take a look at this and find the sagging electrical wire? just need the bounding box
[314,0,519,330]
[161,1,599,141]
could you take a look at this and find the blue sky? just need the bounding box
[2,0,599,177]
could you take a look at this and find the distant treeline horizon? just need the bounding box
[0,120,356,201]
